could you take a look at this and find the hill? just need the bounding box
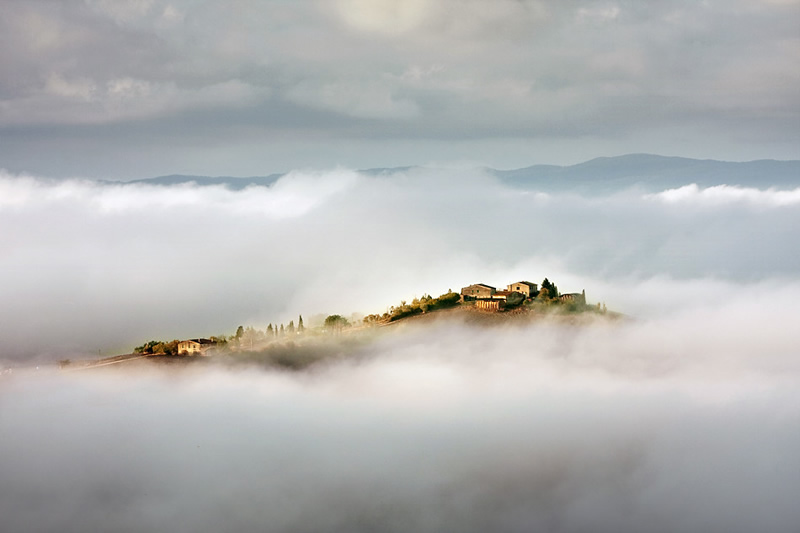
[491,154,800,194]
[123,173,283,189]
[121,154,800,194]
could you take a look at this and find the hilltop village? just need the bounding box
[130,277,598,358]
[460,279,586,311]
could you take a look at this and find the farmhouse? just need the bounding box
[460,277,587,312]
[178,338,217,355]
[506,281,538,298]
[559,291,587,306]
[460,283,496,299]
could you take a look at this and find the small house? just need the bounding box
[506,281,538,298]
[178,338,217,355]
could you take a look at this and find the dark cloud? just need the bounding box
[0,0,797,176]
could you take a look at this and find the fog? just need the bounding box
[2,310,799,533]
[1,167,799,363]
[1,165,799,530]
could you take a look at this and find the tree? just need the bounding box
[279,324,285,336]
[243,326,256,348]
[298,315,305,333]
[235,325,244,339]
[267,323,274,336]
[540,278,559,299]
[210,335,227,346]
[324,314,349,334]
[537,287,550,301]
[287,320,295,335]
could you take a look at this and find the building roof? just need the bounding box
[181,338,215,345]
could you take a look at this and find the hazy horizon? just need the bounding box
[1,1,798,179]
[3,160,799,365]
[2,1,799,531]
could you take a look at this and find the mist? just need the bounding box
[2,163,799,530]
[2,166,799,363]
[2,309,799,533]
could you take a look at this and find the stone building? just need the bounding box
[460,283,496,299]
[178,338,216,355]
[506,281,538,298]
[559,290,587,306]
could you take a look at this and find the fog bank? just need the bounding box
[2,315,799,533]
[2,167,799,363]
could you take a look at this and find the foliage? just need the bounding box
[324,314,349,331]
[505,291,525,308]
[377,289,462,323]
[540,278,559,299]
[536,287,549,300]
[134,339,179,355]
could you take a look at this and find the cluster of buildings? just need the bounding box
[173,280,587,354]
[460,280,586,311]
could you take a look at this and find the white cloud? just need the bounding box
[646,184,800,207]
[0,167,798,362]
[335,0,431,34]
[1,312,799,531]
[0,168,359,217]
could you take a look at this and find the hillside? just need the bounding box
[491,154,800,194]
[121,154,800,194]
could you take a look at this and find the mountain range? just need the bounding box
[124,154,800,193]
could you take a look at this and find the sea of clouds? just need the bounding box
[1,166,799,362]
[2,316,799,532]
[1,166,799,531]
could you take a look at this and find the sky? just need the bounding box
[2,3,800,531]
[1,0,799,179]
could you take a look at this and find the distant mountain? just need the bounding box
[123,155,800,193]
[124,173,283,190]
[491,154,800,194]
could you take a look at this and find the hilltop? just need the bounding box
[54,277,613,373]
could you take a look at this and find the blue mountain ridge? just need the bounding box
[122,154,800,193]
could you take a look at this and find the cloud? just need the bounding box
[1,310,799,532]
[0,166,799,363]
[287,79,420,120]
[646,184,800,207]
[0,0,797,177]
